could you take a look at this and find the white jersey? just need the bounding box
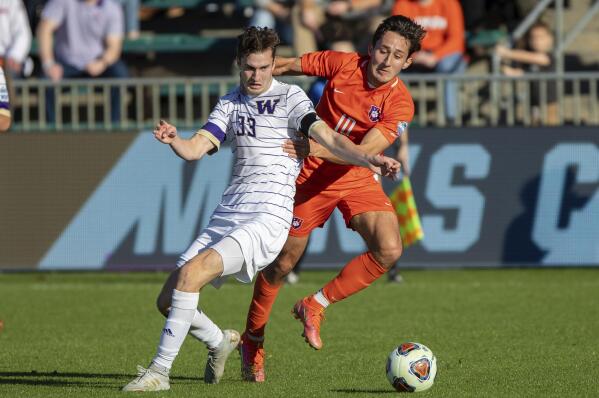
[198,78,315,229]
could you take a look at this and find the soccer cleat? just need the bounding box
[122,364,170,392]
[239,332,265,382]
[204,329,240,384]
[292,298,325,350]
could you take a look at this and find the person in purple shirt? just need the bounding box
[37,0,129,124]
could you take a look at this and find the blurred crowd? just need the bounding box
[0,0,590,130]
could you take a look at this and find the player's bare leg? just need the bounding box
[295,211,402,349]
[241,235,309,382]
[262,235,309,285]
[351,211,403,271]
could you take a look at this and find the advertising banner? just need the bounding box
[1,127,597,270]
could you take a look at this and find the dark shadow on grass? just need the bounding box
[0,371,197,381]
[0,371,202,388]
[0,378,116,388]
[331,388,396,394]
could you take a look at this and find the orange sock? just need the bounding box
[315,252,387,305]
[245,272,283,338]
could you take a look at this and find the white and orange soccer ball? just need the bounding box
[386,342,437,393]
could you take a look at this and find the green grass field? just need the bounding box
[0,269,598,397]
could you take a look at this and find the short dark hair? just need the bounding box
[236,27,280,62]
[528,21,553,37]
[371,15,426,56]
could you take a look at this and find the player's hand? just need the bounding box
[154,119,178,144]
[368,154,401,179]
[282,132,310,159]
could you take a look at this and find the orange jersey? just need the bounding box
[299,50,414,190]
[392,0,465,59]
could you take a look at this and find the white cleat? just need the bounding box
[204,329,241,384]
[122,365,170,392]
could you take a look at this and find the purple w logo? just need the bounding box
[256,99,280,114]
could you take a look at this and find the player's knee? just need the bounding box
[276,241,304,273]
[276,253,297,275]
[373,240,403,269]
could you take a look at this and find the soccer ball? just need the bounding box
[386,342,437,393]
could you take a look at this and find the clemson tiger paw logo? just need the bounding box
[398,342,420,356]
[409,358,432,381]
[292,217,303,229]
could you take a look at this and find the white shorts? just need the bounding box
[176,215,289,287]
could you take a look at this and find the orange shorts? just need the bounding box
[289,181,394,237]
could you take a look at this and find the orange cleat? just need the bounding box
[292,298,325,350]
[239,332,265,382]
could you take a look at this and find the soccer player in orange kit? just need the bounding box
[239,15,426,382]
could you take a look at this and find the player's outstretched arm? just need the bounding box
[154,120,216,161]
[308,120,400,177]
[273,56,303,76]
[300,127,393,166]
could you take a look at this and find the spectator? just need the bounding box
[115,0,140,40]
[495,21,558,125]
[392,0,466,124]
[249,0,294,44]
[0,0,32,78]
[292,0,384,56]
[37,0,128,124]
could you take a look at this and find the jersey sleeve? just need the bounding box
[41,0,67,25]
[300,51,354,80]
[374,88,414,144]
[198,98,231,154]
[287,85,316,134]
[105,2,125,38]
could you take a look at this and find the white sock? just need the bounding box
[189,310,224,349]
[313,289,330,308]
[152,289,199,370]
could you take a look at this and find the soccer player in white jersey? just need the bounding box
[122,27,401,392]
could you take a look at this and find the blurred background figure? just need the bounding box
[37,0,128,124]
[495,21,558,126]
[115,0,141,40]
[392,0,466,125]
[0,0,32,132]
[249,0,294,45]
[293,0,388,56]
[0,0,32,79]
